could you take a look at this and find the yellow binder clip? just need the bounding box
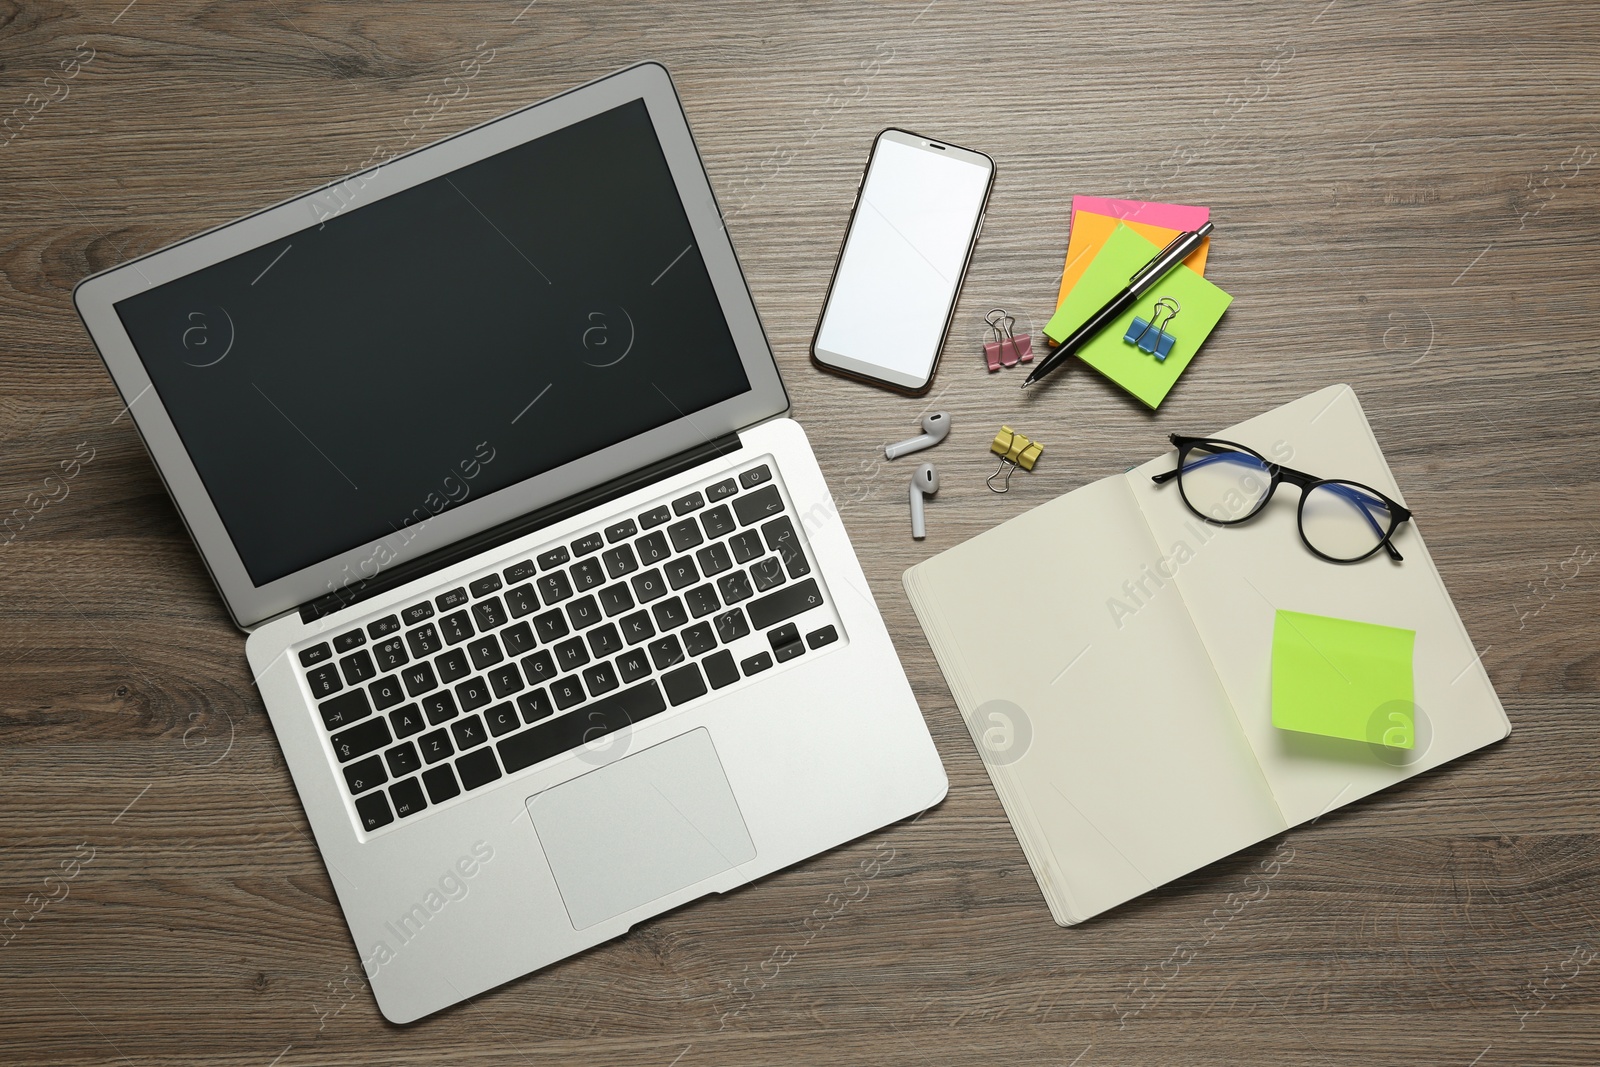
[988,425,1044,493]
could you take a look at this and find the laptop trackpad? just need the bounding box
[527,728,756,930]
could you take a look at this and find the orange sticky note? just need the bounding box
[1054,212,1210,308]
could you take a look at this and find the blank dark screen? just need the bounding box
[115,99,750,586]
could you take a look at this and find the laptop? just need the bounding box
[73,62,947,1023]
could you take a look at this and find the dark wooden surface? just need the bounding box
[3,1,1598,1064]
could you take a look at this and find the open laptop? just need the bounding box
[73,62,946,1023]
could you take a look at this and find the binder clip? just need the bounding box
[987,425,1044,493]
[1123,297,1180,361]
[983,309,1033,371]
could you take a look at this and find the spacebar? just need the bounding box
[497,680,668,773]
[746,578,823,630]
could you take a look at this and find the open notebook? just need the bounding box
[904,385,1510,925]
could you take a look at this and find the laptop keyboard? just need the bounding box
[294,459,844,836]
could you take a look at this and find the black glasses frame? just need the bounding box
[1151,433,1414,563]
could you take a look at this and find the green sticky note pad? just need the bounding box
[1271,610,1417,747]
[1042,223,1233,409]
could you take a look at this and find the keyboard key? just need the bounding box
[532,608,569,643]
[503,559,537,584]
[701,504,736,539]
[673,491,704,515]
[664,557,699,590]
[620,611,656,645]
[703,650,739,689]
[762,516,811,578]
[517,689,554,723]
[367,615,401,639]
[733,485,783,526]
[389,777,427,818]
[571,531,605,556]
[385,741,422,777]
[420,691,459,724]
[402,601,435,625]
[421,764,460,804]
[740,651,773,676]
[344,752,387,794]
[390,703,426,738]
[639,505,672,529]
[455,677,491,712]
[599,583,635,617]
[751,558,785,592]
[319,689,371,731]
[456,747,503,791]
[767,623,800,650]
[405,623,441,658]
[402,661,438,697]
[718,571,753,604]
[747,578,824,630]
[538,571,574,605]
[566,595,603,630]
[451,714,488,750]
[636,532,671,564]
[469,574,503,598]
[682,621,717,657]
[807,625,839,649]
[498,681,668,774]
[505,584,539,618]
[440,611,474,645]
[340,650,377,685]
[605,519,637,543]
[306,664,342,699]
[418,728,454,763]
[696,542,733,577]
[706,477,737,501]
[488,664,524,698]
[299,642,332,667]
[373,637,408,672]
[550,676,585,710]
[369,675,405,711]
[571,558,605,592]
[616,648,652,683]
[436,648,471,684]
[502,621,537,657]
[436,587,469,611]
[631,569,668,603]
[602,544,638,579]
[648,634,685,670]
[355,791,393,832]
[471,596,507,631]
[333,629,367,653]
[537,546,570,570]
[587,623,623,658]
[729,530,764,563]
[331,717,391,763]
[468,635,503,673]
[554,637,590,672]
[714,608,750,644]
[484,702,520,737]
[661,663,707,706]
[521,649,557,685]
[739,464,772,489]
[583,660,619,696]
[652,597,689,631]
[685,585,720,619]
[775,640,806,663]
[667,518,704,553]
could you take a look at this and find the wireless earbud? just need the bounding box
[885,412,951,460]
[909,463,939,540]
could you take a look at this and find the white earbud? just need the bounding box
[909,463,939,540]
[885,412,951,460]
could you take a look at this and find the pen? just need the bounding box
[1022,221,1215,389]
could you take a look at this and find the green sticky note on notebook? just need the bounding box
[1271,610,1417,747]
[1042,223,1233,409]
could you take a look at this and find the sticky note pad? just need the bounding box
[1042,223,1232,409]
[1072,195,1209,232]
[1270,610,1417,747]
[1055,208,1209,308]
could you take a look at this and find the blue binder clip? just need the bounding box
[1124,297,1180,361]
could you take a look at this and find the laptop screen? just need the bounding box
[112,99,750,586]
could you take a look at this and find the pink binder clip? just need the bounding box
[983,309,1033,371]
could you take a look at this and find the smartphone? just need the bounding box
[811,129,994,395]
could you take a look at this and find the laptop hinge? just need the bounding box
[298,431,743,624]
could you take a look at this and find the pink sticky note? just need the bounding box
[1072,195,1209,233]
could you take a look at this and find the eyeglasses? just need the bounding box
[1151,434,1413,563]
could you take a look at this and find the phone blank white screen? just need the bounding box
[815,138,990,383]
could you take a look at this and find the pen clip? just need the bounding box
[1128,230,1192,286]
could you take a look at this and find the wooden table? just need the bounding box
[4,2,1597,1063]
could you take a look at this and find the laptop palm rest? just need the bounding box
[527,728,756,931]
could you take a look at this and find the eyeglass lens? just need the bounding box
[1300,481,1394,561]
[1177,445,1272,524]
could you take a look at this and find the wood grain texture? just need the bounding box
[2,0,1597,1063]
